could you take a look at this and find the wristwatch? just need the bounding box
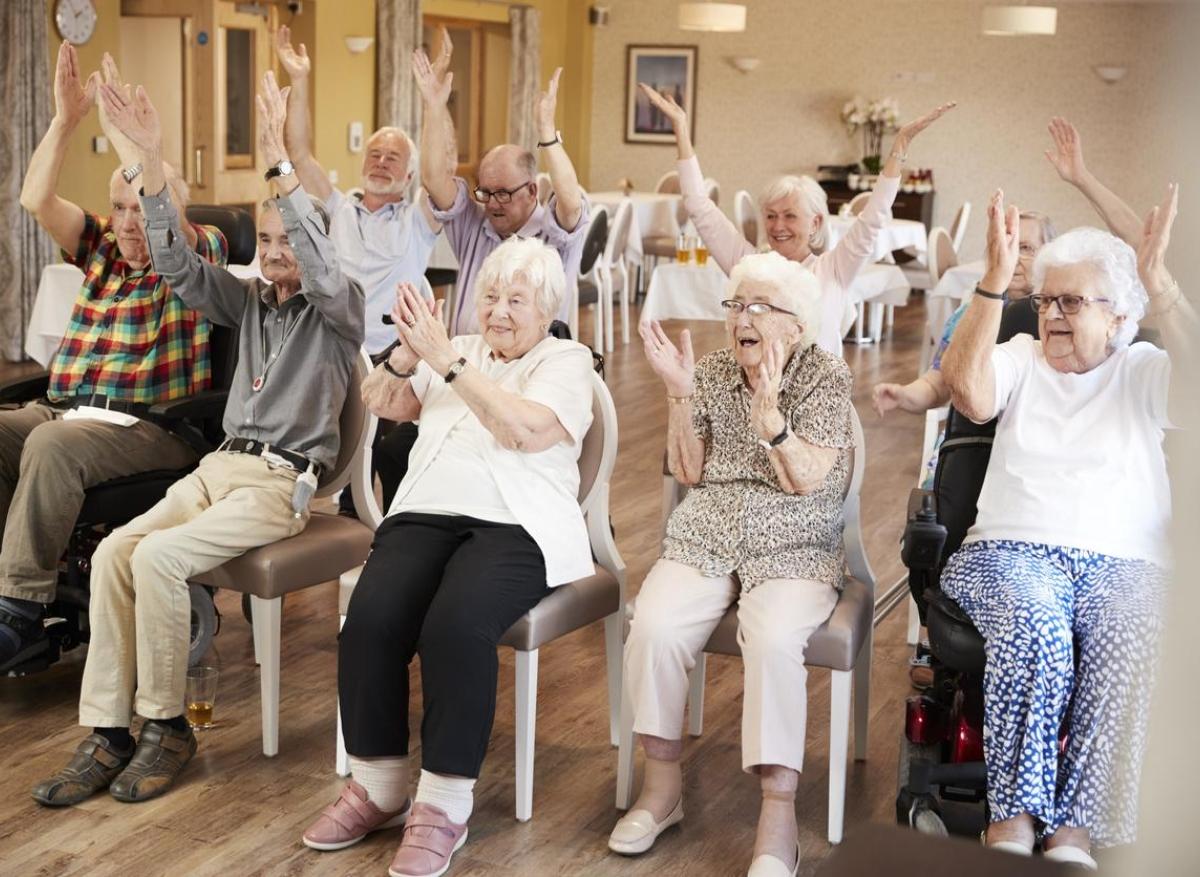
[264,160,295,182]
[758,425,790,452]
[537,131,563,148]
[443,357,468,384]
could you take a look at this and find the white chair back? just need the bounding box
[927,227,957,289]
[536,172,552,205]
[703,178,720,207]
[734,189,758,246]
[847,191,871,217]
[949,201,971,254]
[604,199,634,271]
[654,170,681,194]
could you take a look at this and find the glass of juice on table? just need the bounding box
[186,666,219,729]
[676,234,691,263]
[694,241,708,266]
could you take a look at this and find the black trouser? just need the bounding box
[339,422,419,515]
[338,513,550,777]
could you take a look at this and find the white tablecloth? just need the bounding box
[25,259,266,368]
[640,260,909,342]
[590,191,683,264]
[926,258,985,349]
[825,215,927,262]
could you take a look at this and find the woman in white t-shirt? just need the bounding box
[939,186,1191,867]
[302,238,595,877]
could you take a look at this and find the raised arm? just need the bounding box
[258,71,363,342]
[535,68,583,230]
[1136,183,1196,428]
[641,322,704,485]
[19,42,96,254]
[942,190,1020,423]
[1045,116,1143,247]
[95,53,142,168]
[272,25,331,200]
[361,290,425,422]
[414,35,458,210]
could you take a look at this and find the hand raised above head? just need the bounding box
[430,26,453,80]
[890,101,957,157]
[535,68,563,140]
[53,41,98,128]
[98,83,162,155]
[640,320,695,397]
[1138,183,1179,301]
[1044,116,1087,185]
[412,48,452,107]
[273,25,311,79]
[637,82,688,132]
[255,71,291,164]
[981,188,1020,294]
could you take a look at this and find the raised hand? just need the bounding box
[430,26,453,80]
[256,71,291,167]
[638,82,688,134]
[640,321,695,397]
[889,101,957,157]
[535,68,563,141]
[273,25,311,80]
[393,283,454,372]
[872,383,904,418]
[53,41,98,128]
[750,340,787,440]
[98,83,161,155]
[412,47,452,107]
[1138,183,1179,301]
[981,189,1020,293]
[1044,116,1088,185]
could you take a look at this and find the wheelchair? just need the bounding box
[894,300,1043,838]
[0,205,257,677]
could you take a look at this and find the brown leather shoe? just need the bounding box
[108,720,197,803]
[31,733,135,806]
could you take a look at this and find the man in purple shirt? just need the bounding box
[412,47,590,337]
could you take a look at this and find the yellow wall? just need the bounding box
[45,0,124,215]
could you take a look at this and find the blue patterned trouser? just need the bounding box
[941,540,1167,848]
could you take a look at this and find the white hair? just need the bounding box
[474,237,566,320]
[758,174,831,253]
[1032,226,1146,350]
[727,250,823,348]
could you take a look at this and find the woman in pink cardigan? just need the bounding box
[639,84,955,356]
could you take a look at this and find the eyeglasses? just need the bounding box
[1028,294,1111,315]
[720,300,796,317]
[473,182,534,205]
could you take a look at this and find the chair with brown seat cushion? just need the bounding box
[616,407,876,845]
[334,370,626,822]
[191,350,377,757]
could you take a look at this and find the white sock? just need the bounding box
[348,755,410,812]
[414,770,476,824]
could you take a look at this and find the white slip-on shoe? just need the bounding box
[988,841,1034,856]
[607,798,684,855]
[1043,845,1099,870]
[747,840,801,877]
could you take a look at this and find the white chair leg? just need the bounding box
[885,303,895,331]
[853,628,872,762]
[251,599,264,666]
[514,649,538,822]
[827,668,851,844]
[907,595,921,646]
[604,612,623,748]
[686,654,706,737]
[619,262,631,345]
[615,676,636,810]
[868,302,885,341]
[603,271,615,353]
[592,303,603,355]
[335,613,350,777]
[251,595,282,758]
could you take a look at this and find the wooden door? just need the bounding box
[213,1,276,211]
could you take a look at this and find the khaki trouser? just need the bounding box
[624,558,838,773]
[0,402,197,603]
[78,451,309,727]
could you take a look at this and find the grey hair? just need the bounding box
[261,195,332,235]
[111,162,190,210]
[727,250,823,348]
[1032,226,1146,350]
[758,174,831,253]
[366,126,419,181]
[474,237,566,321]
[1019,210,1058,245]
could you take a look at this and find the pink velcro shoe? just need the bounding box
[387,802,469,877]
[302,780,411,851]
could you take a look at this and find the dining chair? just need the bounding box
[734,189,759,247]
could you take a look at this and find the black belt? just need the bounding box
[218,437,318,475]
[47,394,153,418]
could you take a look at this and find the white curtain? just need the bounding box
[507,5,542,152]
[376,0,423,137]
[0,0,55,362]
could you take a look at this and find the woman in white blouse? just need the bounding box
[302,237,595,877]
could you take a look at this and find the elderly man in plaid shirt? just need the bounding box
[0,43,226,672]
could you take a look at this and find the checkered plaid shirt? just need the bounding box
[46,212,227,404]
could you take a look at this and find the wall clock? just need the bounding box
[55,0,98,46]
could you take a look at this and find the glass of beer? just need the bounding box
[186,666,219,729]
[695,242,709,266]
[675,234,691,264]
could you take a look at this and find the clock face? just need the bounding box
[56,0,97,46]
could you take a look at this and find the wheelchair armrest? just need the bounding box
[901,488,947,573]
[0,371,50,404]
[149,390,229,421]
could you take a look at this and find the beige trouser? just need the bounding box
[624,558,839,773]
[78,452,308,727]
[0,402,197,603]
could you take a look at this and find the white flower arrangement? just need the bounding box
[841,95,900,173]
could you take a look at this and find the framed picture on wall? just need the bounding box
[625,45,698,144]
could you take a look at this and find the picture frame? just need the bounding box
[625,44,698,144]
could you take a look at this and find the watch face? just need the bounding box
[56,0,97,46]
[278,160,294,175]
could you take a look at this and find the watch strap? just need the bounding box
[537,131,562,148]
[443,356,468,384]
[384,359,416,379]
[973,284,1005,301]
[768,425,790,447]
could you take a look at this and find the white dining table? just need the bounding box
[825,214,928,262]
[926,258,985,350]
[589,190,683,264]
[25,259,266,368]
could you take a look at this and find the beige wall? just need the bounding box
[587,0,1181,256]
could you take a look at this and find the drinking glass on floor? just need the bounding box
[186,666,219,729]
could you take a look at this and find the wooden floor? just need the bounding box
[0,296,933,877]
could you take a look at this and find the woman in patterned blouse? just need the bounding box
[608,252,853,876]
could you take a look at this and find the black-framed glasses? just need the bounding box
[473,182,534,204]
[720,300,796,317]
[1028,294,1110,315]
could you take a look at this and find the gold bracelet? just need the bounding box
[667,394,693,404]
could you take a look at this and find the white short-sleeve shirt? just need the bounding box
[965,334,1173,565]
[387,335,596,586]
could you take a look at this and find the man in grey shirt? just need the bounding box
[31,73,363,808]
